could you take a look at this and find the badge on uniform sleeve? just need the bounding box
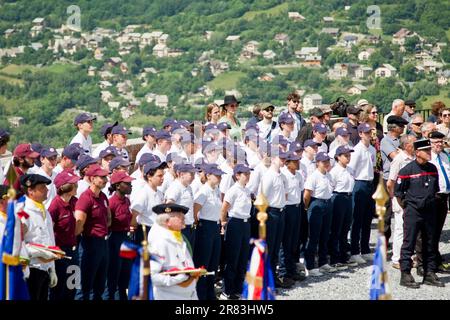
[165,207,171,213]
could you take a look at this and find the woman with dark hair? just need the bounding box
[106,171,135,300]
[219,95,242,141]
[49,170,80,300]
[428,101,446,124]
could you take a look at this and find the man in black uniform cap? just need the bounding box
[395,139,445,288]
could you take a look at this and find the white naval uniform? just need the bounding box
[281,166,304,205]
[135,144,154,165]
[223,182,252,220]
[329,163,355,193]
[304,170,333,200]
[148,223,197,300]
[91,140,110,158]
[194,183,222,221]
[261,167,288,209]
[165,179,195,226]
[130,184,164,227]
[70,132,92,156]
[348,142,376,181]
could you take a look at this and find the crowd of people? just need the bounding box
[0,93,449,300]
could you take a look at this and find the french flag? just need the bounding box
[242,239,275,300]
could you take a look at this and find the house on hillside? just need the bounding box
[288,12,305,21]
[274,33,289,45]
[88,66,97,77]
[355,66,372,79]
[375,64,397,78]
[226,35,241,43]
[8,117,24,128]
[155,95,169,108]
[323,16,334,23]
[321,28,339,38]
[296,47,319,60]
[347,84,367,95]
[358,48,375,61]
[303,94,322,112]
[263,50,276,60]
[153,44,168,57]
[437,70,449,86]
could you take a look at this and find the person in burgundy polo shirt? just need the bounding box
[6,143,40,197]
[74,164,111,300]
[106,171,135,300]
[48,170,80,300]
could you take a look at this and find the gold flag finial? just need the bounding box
[372,175,389,233]
[254,191,269,240]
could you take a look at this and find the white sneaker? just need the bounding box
[319,264,338,273]
[349,255,366,265]
[361,253,374,262]
[307,268,324,277]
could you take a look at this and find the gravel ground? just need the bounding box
[276,217,450,300]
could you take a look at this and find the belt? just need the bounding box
[311,197,329,202]
[268,207,284,213]
[286,203,301,208]
[199,219,220,225]
[333,191,352,196]
[230,217,249,222]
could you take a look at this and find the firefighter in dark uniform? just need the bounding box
[394,139,445,288]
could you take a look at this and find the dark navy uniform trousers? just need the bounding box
[329,193,353,265]
[351,180,374,255]
[278,203,302,278]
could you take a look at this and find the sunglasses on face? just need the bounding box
[412,122,423,126]
[371,111,378,114]
[442,114,450,118]
[291,100,300,104]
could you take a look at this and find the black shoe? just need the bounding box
[400,272,420,289]
[416,266,424,277]
[275,276,294,289]
[423,272,445,287]
[291,272,306,282]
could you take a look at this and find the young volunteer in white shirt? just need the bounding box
[135,126,157,165]
[220,164,252,300]
[193,164,224,300]
[92,122,118,158]
[329,145,356,269]
[70,113,96,156]
[303,152,335,277]
[301,139,320,178]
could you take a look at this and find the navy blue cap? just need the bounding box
[429,131,445,139]
[386,115,408,126]
[166,152,181,163]
[163,118,174,128]
[218,122,231,131]
[316,152,331,162]
[278,113,295,124]
[335,145,354,156]
[143,126,157,137]
[245,122,260,132]
[174,162,196,173]
[335,127,350,137]
[277,149,290,159]
[20,173,52,188]
[203,164,225,176]
[111,125,131,135]
[233,164,252,175]
[100,121,118,136]
[204,123,220,132]
[202,140,221,152]
[181,133,195,144]
[286,151,301,161]
[289,141,303,152]
[99,146,119,159]
[313,123,327,133]
[143,160,166,175]
[152,203,189,215]
[62,143,83,161]
[0,129,10,139]
[180,120,193,128]
[303,139,320,148]
[414,139,431,150]
[275,135,290,146]
[31,143,44,154]
[109,157,131,171]
[155,130,171,141]
[74,113,96,125]
[357,123,372,133]
[40,147,58,158]
[76,155,98,171]
[138,153,160,166]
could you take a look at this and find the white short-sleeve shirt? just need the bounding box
[165,179,194,225]
[135,144,154,165]
[348,141,376,181]
[219,162,234,195]
[329,163,355,193]
[261,167,287,209]
[130,183,164,227]
[223,182,252,219]
[281,166,304,205]
[194,183,222,222]
[304,169,333,200]
[70,131,92,156]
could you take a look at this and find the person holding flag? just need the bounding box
[148,203,200,300]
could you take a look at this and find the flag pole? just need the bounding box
[372,175,392,300]
[140,225,150,300]
[4,178,17,301]
[253,190,268,240]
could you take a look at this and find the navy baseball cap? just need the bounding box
[111,125,131,135]
[277,149,290,159]
[233,164,252,175]
[100,121,118,136]
[99,146,119,159]
[313,123,327,133]
[75,155,98,171]
[286,151,301,161]
[316,152,331,162]
[109,157,131,171]
[163,119,174,128]
[62,143,83,161]
[303,139,321,148]
[203,164,225,176]
[336,127,350,137]
[138,153,160,166]
[155,130,171,141]
[289,141,303,152]
[202,140,221,152]
[143,160,167,175]
[31,143,44,155]
[74,113,96,125]
[143,126,157,137]
[204,123,220,132]
[174,163,196,173]
[278,113,295,124]
[181,133,195,144]
[357,123,372,133]
[218,122,231,131]
[245,122,260,132]
[40,147,58,158]
[0,129,10,139]
[335,145,354,156]
[276,135,290,146]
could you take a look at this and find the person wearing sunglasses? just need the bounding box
[407,114,424,139]
[278,92,306,141]
[436,108,450,143]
